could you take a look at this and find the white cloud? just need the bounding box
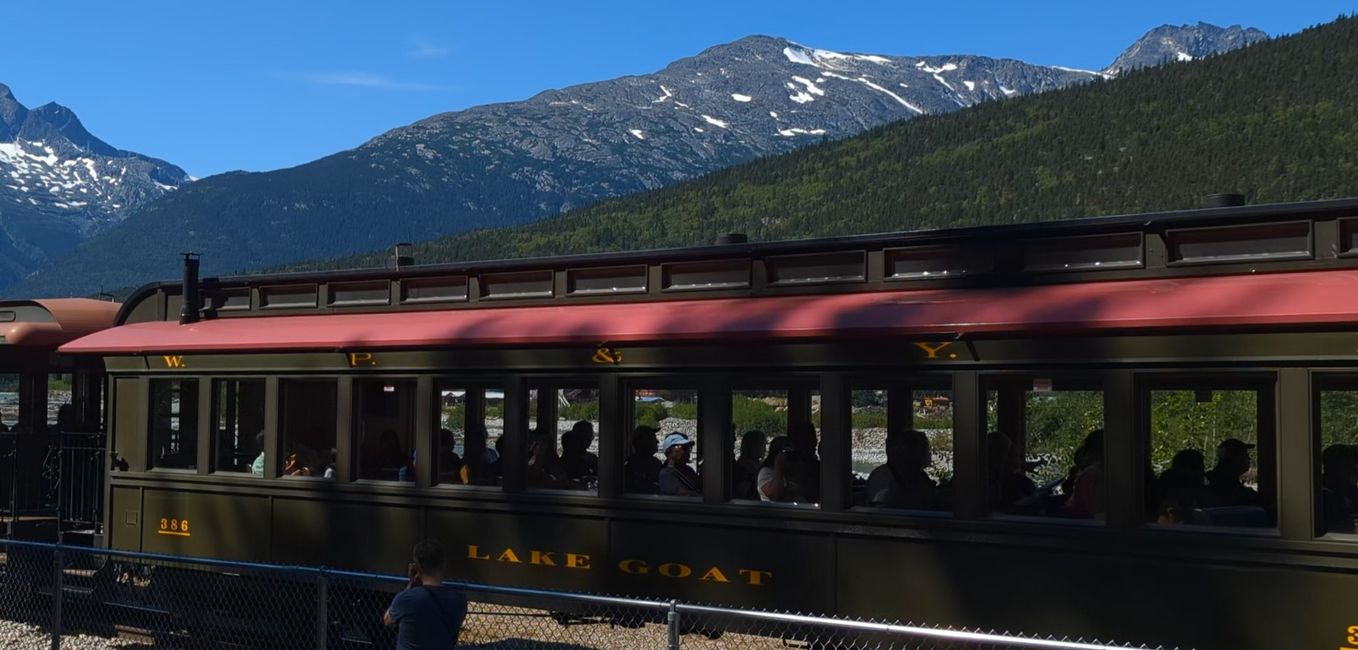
[407,37,450,59]
[294,71,445,91]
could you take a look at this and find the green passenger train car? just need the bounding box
[62,197,1358,649]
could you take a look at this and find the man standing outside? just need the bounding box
[384,540,468,648]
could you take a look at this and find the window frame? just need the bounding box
[1136,370,1279,536]
[146,377,201,473]
[208,376,268,476]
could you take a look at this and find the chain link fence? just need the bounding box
[0,539,1176,650]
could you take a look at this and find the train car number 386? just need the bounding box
[157,517,192,537]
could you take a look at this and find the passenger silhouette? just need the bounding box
[732,430,766,500]
[866,428,942,510]
[624,425,662,494]
[1204,438,1262,508]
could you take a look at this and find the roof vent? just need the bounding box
[179,252,200,325]
[1205,193,1246,208]
[715,233,748,245]
[393,242,414,268]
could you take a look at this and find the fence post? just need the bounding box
[666,600,680,650]
[50,545,63,650]
[315,568,329,650]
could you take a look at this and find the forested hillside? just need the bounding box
[287,15,1358,273]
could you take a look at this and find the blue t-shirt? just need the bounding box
[387,585,468,649]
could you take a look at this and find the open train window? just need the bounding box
[732,385,820,506]
[850,381,952,514]
[983,375,1105,520]
[48,373,74,430]
[212,378,265,474]
[434,382,503,487]
[1314,376,1358,538]
[627,386,700,499]
[1143,376,1275,530]
[279,379,337,479]
[149,379,199,470]
[354,379,417,482]
[525,383,600,493]
[0,373,19,431]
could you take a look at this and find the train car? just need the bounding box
[0,298,118,541]
[61,197,1358,649]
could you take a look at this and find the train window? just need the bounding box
[1314,383,1358,536]
[149,379,199,470]
[628,388,700,498]
[435,385,502,487]
[734,388,820,505]
[525,385,599,492]
[985,378,1104,519]
[279,380,337,478]
[851,386,952,513]
[354,379,417,482]
[0,373,18,430]
[212,379,265,474]
[1146,385,1274,529]
[48,373,74,430]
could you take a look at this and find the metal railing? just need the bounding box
[0,538,1177,650]
[0,431,106,536]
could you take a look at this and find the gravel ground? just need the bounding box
[458,604,788,649]
[0,619,146,649]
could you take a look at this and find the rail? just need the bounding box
[0,431,106,535]
[0,539,1179,650]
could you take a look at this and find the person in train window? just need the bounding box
[320,448,338,480]
[436,428,463,483]
[787,421,822,502]
[1154,449,1209,519]
[398,450,418,483]
[758,436,806,503]
[867,428,943,510]
[458,424,496,486]
[560,421,599,484]
[1062,429,1105,518]
[1203,438,1262,508]
[987,432,1038,514]
[624,426,662,494]
[1321,443,1358,534]
[526,428,569,489]
[250,431,266,476]
[732,430,767,500]
[657,432,701,496]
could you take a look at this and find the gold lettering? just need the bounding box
[912,342,953,360]
[658,563,691,579]
[699,566,729,583]
[1348,625,1358,644]
[565,553,591,570]
[529,551,557,567]
[347,352,376,368]
[591,345,623,365]
[162,355,185,368]
[497,548,521,564]
[738,569,772,586]
[467,545,490,561]
[618,559,648,575]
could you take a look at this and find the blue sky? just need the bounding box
[1,1,1351,177]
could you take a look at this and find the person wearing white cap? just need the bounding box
[657,432,701,496]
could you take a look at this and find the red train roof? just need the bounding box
[59,269,1358,355]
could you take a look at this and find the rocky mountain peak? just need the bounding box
[0,83,191,281]
[1105,22,1269,75]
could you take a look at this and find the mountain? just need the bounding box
[265,16,1358,275]
[1105,22,1268,74]
[0,84,189,287]
[16,23,1264,297]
